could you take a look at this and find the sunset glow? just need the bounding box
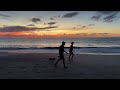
[0,11,120,38]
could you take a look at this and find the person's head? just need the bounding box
[71,42,74,45]
[62,41,66,45]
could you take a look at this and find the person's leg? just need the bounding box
[69,53,71,61]
[62,56,67,68]
[71,53,74,60]
[54,59,61,67]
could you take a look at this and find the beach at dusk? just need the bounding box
[0,52,120,79]
[0,11,120,79]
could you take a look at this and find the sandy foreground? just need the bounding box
[0,52,120,79]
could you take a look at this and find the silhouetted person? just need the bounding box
[55,41,68,68]
[69,42,74,61]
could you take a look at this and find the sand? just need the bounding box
[0,52,120,79]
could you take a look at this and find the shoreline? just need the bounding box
[1,51,120,56]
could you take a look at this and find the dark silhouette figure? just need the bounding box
[54,41,68,68]
[69,42,74,61]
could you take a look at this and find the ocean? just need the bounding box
[0,37,120,55]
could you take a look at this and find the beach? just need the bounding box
[0,52,120,79]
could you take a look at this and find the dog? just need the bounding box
[49,57,56,61]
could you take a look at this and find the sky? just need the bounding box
[0,11,120,38]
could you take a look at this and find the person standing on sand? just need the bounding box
[69,42,74,61]
[54,41,68,68]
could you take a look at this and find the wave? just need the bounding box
[0,46,120,50]
[0,46,120,54]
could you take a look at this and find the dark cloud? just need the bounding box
[57,15,61,18]
[73,24,94,30]
[76,33,80,35]
[81,26,86,29]
[50,17,55,20]
[75,33,87,36]
[88,24,95,26]
[89,33,111,36]
[3,25,7,27]
[73,27,76,29]
[103,13,118,23]
[64,33,67,35]
[62,12,79,18]
[27,24,35,26]
[73,26,83,30]
[75,33,111,37]
[0,26,38,32]
[44,23,47,25]
[50,15,61,20]
[0,26,58,32]
[0,13,11,17]
[97,11,119,15]
[48,22,57,26]
[91,14,101,21]
[41,26,58,29]
[91,11,120,23]
[54,15,61,18]
[31,18,41,23]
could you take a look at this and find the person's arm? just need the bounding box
[65,51,68,54]
[63,48,68,54]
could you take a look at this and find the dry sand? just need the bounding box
[0,52,120,79]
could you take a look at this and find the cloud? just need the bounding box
[75,33,87,36]
[73,24,94,30]
[75,33,112,37]
[31,18,41,23]
[54,15,61,18]
[89,33,111,36]
[3,25,7,27]
[88,24,95,26]
[91,14,101,21]
[0,13,11,17]
[81,26,86,29]
[27,24,35,26]
[91,11,120,23]
[62,12,79,18]
[49,15,61,20]
[80,24,95,29]
[48,22,57,26]
[0,26,58,32]
[97,11,119,15]
[0,26,38,32]
[50,17,55,20]
[103,13,118,23]
[64,33,67,35]
[44,23,47,25]
[41,26,58,29]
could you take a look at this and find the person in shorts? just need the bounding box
[54,41,68,68]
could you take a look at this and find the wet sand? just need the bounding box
[0,52,120,79]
